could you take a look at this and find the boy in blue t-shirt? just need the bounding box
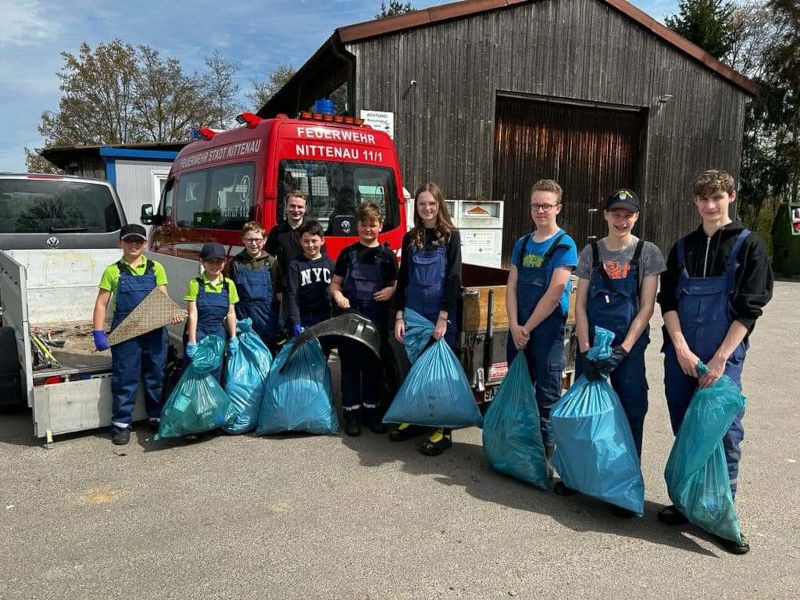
[506,179,578,462]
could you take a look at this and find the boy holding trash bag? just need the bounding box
[505,180,578,463]
[657,169,772,554]
[565,190,666,475]
[329,202,397,437]
[92,224,182,446]
[226,221,281,351]
[184,242,240,382]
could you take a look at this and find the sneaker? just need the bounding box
[388,423,423,442]
[112,429,130,446]
[657,505,689,526]
[345,419,362,437]
[714,533,750,555]
[420,429,452,456]
[553,481,578,496]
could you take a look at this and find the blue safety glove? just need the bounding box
[228,337,239,355]
[582,354,604,382]
[596,345,628,376]
[291,325,303,338]
[185,342,198,359]
[93,329,109,351]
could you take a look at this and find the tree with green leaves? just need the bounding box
[665,0,738,59]
[204,49,241,129]
[376,1,415,19]
[246,63,297,111]
[27,40,223,172]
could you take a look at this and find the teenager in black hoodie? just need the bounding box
[657,169,773,555]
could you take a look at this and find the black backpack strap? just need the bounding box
[591,241,600,270]
[144,259,155,274]
[543,232,568,261]
[514,233,533,268]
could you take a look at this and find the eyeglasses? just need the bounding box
[243,237,264,244]
[530,203,560,213]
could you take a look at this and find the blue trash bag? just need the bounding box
[383,338,483,429]
[482,351,548,489]
[664,363,746,544]
[155,335,232,440]
[403,307,435,364]
[222,318,274,434]
[550,327,644,514]
[255,338,338,435]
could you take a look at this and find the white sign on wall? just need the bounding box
[360,110,394,139]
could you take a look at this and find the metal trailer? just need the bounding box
[459,264,577,411]
[0,249,201,445]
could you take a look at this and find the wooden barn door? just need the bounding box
[493,96,646,265]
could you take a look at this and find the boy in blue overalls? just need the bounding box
[657,169,772,554]
[564,189,666,512]
[184,242,240,382]
[506,180,578,470]
[226,221,281,352]
[93,224,180,446]
[329,202,397,437]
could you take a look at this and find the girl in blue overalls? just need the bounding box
[93,224,182,446]
[329,202,398,437]
[226,221,280,352]
[657,170,772,554]
[506,180,578,464]
[184,242,240,382]
[565,189,666,508]
[392,182,462,456]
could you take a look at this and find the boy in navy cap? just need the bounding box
[561,189,666,512]
[93,224,180,445]
[183,242,239,382]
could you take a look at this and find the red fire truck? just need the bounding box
[141,111,406,260]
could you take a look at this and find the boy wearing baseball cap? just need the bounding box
[183,242,239,382]
[560,189,666,512]
[93,224,177,445]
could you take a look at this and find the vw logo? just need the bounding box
[340,219,352,234]
[45,236,61,249]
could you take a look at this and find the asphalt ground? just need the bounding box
[1,281,798,600]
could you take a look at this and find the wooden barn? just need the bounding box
[258,0,757,258]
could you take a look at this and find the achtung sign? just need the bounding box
[360,110,394,139]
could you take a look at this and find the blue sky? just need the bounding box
[0,0,678,172]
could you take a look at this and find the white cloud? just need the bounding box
[0,0,60,47]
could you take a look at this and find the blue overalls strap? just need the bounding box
[196,276,230,294]
[725,229,751,293]
[515,232,568,268]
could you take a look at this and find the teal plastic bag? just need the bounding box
[383,338,483,429]
[551,327,645,514]
[664,363,746,543]
[403,307,435,364]
[223,318,273,434]
[482,352,548,488]
[155,335,232,440]
[256,338,338,435]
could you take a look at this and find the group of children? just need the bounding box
[93,169,772,555]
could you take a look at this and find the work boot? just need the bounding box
[657,505,689,526]
[421,428,452,456]
[112,429,130,446]
[553,481,578,496]
[714,533,750,555]
[148,419,160,433]
[389,423,423,442]
[345,419,362,437]
[367,419,387,434]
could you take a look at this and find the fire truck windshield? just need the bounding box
[277,160,400,236]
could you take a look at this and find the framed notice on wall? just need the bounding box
[360,110,394,139]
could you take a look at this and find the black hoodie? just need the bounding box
[657,220,773,333]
